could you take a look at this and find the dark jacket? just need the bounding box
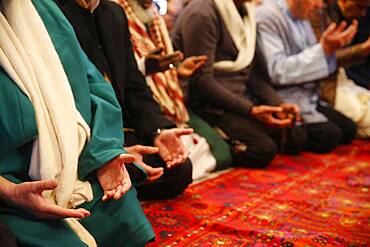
[54,0,174,142]
[172,0,283,117]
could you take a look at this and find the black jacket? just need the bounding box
[55,0,174,142]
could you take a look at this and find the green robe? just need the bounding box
[0,0,154,246]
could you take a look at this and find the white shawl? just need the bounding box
[213,0,256,72]
[0,0,96,245]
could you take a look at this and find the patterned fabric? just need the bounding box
[143,140,370,246]
[116,0,189,123]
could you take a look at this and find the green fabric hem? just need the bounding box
[79,149,124,180]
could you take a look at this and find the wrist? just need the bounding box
[151,128,166,146]
[0,177,16,201]
[321,41,333,56]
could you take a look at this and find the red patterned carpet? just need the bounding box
[143,140,370,246]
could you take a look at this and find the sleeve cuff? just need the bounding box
[326,53,337,74]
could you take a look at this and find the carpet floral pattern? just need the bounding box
[143,141,370,246]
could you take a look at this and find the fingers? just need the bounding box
[164,153,182,168]
[174,128,194,137]
[102,190,115,202]
[41,204,90,219]
[323,22,337,37]
[112,185,121,200]
[102,166,132,202]
[263,106,284,114]
[135,145,159,155]
[191,55,208,64]
[138,162,164,182]
[149,47,164,55]
[166,148,188,169]
[103,185,128,202]
[195,55,208,61]
[75,208,91,217]
[147,170,164,182]
[120,181,131,198]
[334,21,348,34]
[162,51,182,61]
[257,105,284,114]
[138,162,164,176]
[160,51,183,66]
[32,179,58,193]
[195,60,207,70]
[125,145,159,157]
[338,20,358,45]
[281,103,300,114]
[267,115,292,128]
[120,167,132,196]
[118,153,136,164]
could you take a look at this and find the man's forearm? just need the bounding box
[195,74,253,116]
[336,44,368,68]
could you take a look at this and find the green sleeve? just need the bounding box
[78,52,125,180]
[0,70,36,157]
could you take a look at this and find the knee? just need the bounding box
[164,159,193,197]
[252,141,278,167]
[137,158,192,200]
[313,124,342,153]
[174,158,193,189]
[233,139,277,168]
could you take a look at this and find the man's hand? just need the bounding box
[177,55,207,78]
[278,103,301,122]
[97,154,135,202]
[249,105,292,128]
[125,145,164,182]
[154,128,193,169]
[320,20,358,55]
[0,178,90,219]
[361,36,370,57]
[145,48,183,74]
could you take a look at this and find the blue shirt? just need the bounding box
[256,0,337,123]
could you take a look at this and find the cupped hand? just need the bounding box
[249,105,292,128]
[154,128,193,168]
[97,154,135,202]
[145,48,183,74]
[177,55,208,78]
[278,103,301,122]
[125,145,164,182]
[320,20,358,55]
[5,179,90,219]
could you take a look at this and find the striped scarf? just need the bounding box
[116,0,189,123]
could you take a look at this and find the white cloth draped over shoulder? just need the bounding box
[213,0,256,72]
[0,0,96,245]
[335,68,370,138]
